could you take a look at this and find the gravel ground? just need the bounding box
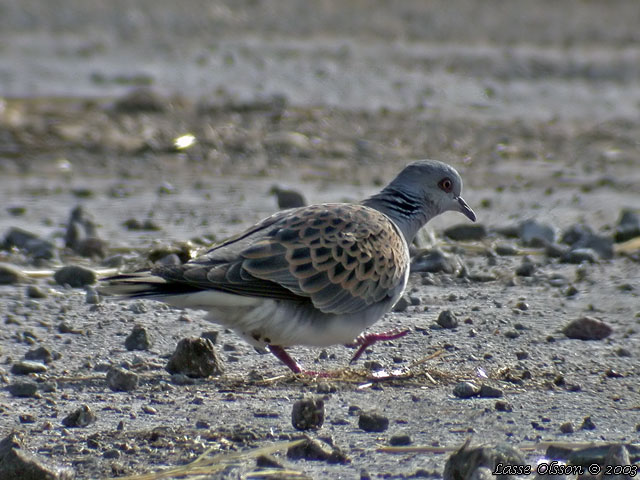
[1,1,640,479]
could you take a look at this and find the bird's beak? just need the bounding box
[455,195,476,222]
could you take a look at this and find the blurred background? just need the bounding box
[1,0,639,241]
[3,0,640,118]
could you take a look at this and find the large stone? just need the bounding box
[518,219,555,247]
[410,248,462,274]
[443,224,488,241]
[62,404,97,428]
[615,209,640,242]
[165,337,224,378]
[292,397,325,431]
[561,224,613,259]
[54,265,96,288]
[563,316,612,340]
[0,264,28,285]
[106,366,139,392]
[358,411,389,432]
[3,227,56,260]
[0,431,74,479]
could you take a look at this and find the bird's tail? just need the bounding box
[99,272,194,299]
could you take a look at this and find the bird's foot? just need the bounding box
[267,345,303,373]
[347,329,410,364]
[267,345,340,377]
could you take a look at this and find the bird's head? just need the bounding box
[390,160,476,222]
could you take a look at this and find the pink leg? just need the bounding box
[267,345,335,377]
[348,329,410,364]
[267,345,303,373]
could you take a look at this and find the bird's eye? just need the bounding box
[438,178,453,193]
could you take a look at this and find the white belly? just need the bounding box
[203,298,393,348]
[155,274,406,348]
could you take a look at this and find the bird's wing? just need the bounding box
[153,204,409,315]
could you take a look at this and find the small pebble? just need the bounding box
[102,254,125,268]
[24,346,54,364]
[10,361,48,375]
[453,381,480,398]
[559,422,574,433]
[6,205,26,216]
[58,322,82,334]
[157,181,176,195]
[317,382,336,394]
[615,347,631,357]
[494,243,519,256]
[85,286,101,304]
[195,419,210,429]
[291,397,325,430]
[580,416,596,430]
[563,316,612,340]
[561,248,598,264]
[565,285,579,297]
[363,360,383,371]
[515,258,536,277]
[128,301,148,314]
[494,400,512,412]
[393,295,411,312]
[518,219,555,246]
[74,237,106,258]
[603,444,632,475]
[165,337,224,378]
[514,301,528,311]
[3,227,56,259]
[0,432,73,478]
[286,436,349,463]
[478,385,503,398]
[389,433,412,446]
[443,224,487,241]
[54,265,96,288]
[106,366,139,392]
[561,224,613,259]
[467,273,497,283]
[615,209,640,242]
[444,442,525,480]
[103,449,121,459]
[545,242,569,258]
[358,411,389,432]
[114,88,166,112]
[19,414,36,424]
[26,285,47,298]
[256,454,284,469]
[8,381,39,398]
[348,406,361,416]
[200,331,219,344]
[0,264,28,285]
[125,325,152,351]
[410,248,460,274]
[62,404,96,428]
[437,310,459,329]
[123,218,162,231]
[269,185,307,209]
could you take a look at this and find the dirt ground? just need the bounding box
[1,1,639,479]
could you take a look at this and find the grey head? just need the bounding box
[362,160,476,243]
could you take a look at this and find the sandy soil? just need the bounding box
[1,1,639,479]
